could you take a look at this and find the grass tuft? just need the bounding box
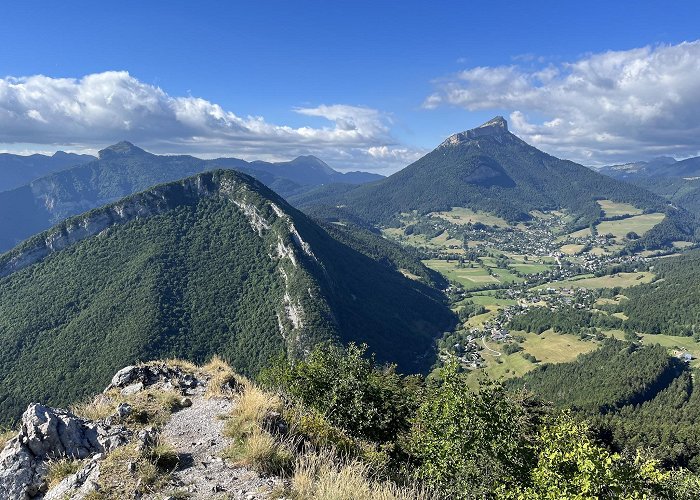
[162,358,199,373]
[202,355,242,398]
[224,384,282,439]
[285,450,428,500]
[70,395,117,421]
[0,427,16,451]
[146,436,180,471]
[46,457,83,489]
[222,429,295,476]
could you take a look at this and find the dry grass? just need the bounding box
[285,450,428,500]
[0,427,16,451]
[222,429,295,475]
[161,358,199,373]
[220,379,293,475]
[71,395,118,421]
[71,388,184,429]
[202,355,242,398]
[224,384,282,438]
[145,435,180,472]
[45,457,84,489]
[88,438,177,499]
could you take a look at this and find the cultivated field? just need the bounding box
[534,271,654,290]
[596,213,665,239]
[598,199,643,217]
[423,259,523,290]
[470,331,599,383]
[431,207,509,227]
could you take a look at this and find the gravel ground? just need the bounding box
[149,396,283,499]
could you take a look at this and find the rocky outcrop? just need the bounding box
[439,115,511,147]
[0,404,131,499]
[106,362,203,395]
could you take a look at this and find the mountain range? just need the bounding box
[0,151,95,192]
[596,156,700,219]
[0,169,453,423]
[0,143,382,252]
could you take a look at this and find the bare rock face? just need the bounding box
[0,404,130,499]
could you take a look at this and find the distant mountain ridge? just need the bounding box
[0,169,453,423]
[0,142,382,252]
[596,155,700,218]
[0,151,96,192]
[295,117,694,248]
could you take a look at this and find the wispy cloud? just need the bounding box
[425,40,700,164]
[0,71,419,171]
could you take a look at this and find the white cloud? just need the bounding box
[0,71,417,171]
[425,41,700,164]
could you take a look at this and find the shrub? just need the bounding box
[260,343,422,444]
[408,362,543,498]
[502,412,691,499]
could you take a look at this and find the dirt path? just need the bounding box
[481,336,502,356]
[152,396,282,499]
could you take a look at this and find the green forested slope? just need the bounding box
[0,142,380,252]
[508,339,700,469]
[0,170,453,424]
[620,250,700,336]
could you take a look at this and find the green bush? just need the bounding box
[260,343,423,444]
[408,362,544,498]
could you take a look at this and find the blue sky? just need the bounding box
[2,1,700,172]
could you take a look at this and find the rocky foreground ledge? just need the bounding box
[0,361,280,500]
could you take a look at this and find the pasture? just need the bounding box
[597,199,643,217]
[431,207,509,227]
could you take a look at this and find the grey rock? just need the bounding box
[0,403,130,499]
[116,402,133,419]
[121,382,144,396]
[44,458,100,500]
[105,363,204,394]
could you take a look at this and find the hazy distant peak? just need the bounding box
[440,116,510,147]
[291,155,328,166]
[98,141,148,159]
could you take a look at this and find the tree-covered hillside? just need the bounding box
[296,117,695,249]
[508,339,700,469]
[0,170,453,424]
[617,250,700,336]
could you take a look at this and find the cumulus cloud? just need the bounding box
[0,71,417,171]
[425,41,700,164]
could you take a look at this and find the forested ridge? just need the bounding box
[0,170,454,424]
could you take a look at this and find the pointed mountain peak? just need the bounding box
[440,116,510,148]
[98,141,148,159]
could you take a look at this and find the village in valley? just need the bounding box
[382,201,698,381]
